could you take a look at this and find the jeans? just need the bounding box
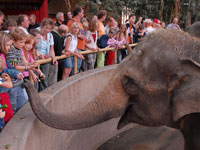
[8,85,28,113]
[39,63,58,91]
[0,118,4,130]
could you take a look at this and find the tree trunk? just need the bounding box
[160,0,164,21]
[64,0,71,12]
[186,0,192,27]
[174,0,180,18]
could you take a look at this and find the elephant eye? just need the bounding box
[122,76,140,95]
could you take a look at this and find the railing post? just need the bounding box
[74,56,77,75]
[114,49,117,64]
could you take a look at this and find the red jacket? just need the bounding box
[0,92,13,123]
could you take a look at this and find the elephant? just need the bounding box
[24,26,200,150]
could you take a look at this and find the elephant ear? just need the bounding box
[172,57,200,121]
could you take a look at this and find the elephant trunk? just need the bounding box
[24,75,129,130]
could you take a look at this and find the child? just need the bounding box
[0,31,24,121]
[0,104,5,131]
[82,20,99,71]
[117,24,129,63]
[29,29,42,59]
[22,35,45,89]
[62,22,84,79]
[6,28,36,113]
[106,28,125,65]
[133,24,146,43]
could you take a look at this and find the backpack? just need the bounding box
[97,34,109,48]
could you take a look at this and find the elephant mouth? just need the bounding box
[118,102,172,129]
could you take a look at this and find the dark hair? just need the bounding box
[138,24,144,30]
[17,14,27,26]
[73,7,82,17]
[129,14,135,19]
[97,10,107,19]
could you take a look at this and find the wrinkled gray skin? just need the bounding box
[25,25,200,150]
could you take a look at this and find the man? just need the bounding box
[55,12,65,27]
[167,17,181,30]
[96,10,107,68]
[105,17,116,34]
[51,25,68,81]
[67,6,85,74]
[28,14,40,32]
[64,11,73,25]
[0,11,5,30]
[126,14,136,44]
[17,14,30,34]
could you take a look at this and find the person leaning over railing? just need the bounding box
[82,19,99,71]
[116,24,129,63]
[36,18,58,92]
[6,28,36,113]
[62,22,84,79]
[22,34,45,90]
[51,24,68,81]
[66,6,86,74]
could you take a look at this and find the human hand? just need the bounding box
[1,73,11,81]
[86,39,91,44]
[0,110,5,119]
[64,51,71,56]
[39,54,45,59]
[44,54,50,59]
[29,62,38,68]
[32,74,39,82]
[17,73,24,80]
[78,54,84,59]
[39,73,45,80]
[52,57,58,65]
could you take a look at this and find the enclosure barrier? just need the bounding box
[37,43,137,75]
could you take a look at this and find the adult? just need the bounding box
[167,17,181,30]
[143,19,155,35]
[96,10,107,68]
[36,18,58,91]
[51,25,68,81]
[55,12,65,27]
[28,14,40,32]
[17,14,30,34]
[2,18,17,33]
[105,17,117,34]
[126,14,136,44]
[67,6,85,74]
[64,11,73,25]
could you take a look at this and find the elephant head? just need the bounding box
[24,28,200,132]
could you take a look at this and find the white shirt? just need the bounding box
[64,33,77,52]
[18,26,29,34]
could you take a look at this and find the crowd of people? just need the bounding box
[0,7,181,131]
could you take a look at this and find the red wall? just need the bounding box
[2,0,48,23]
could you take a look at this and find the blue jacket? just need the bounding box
[0,68,20,93]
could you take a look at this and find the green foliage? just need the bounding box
[79,0,200,28]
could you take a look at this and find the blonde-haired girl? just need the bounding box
[62,22,84,79]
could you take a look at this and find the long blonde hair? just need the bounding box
[0,31,12,54]
[70,22,80,36]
